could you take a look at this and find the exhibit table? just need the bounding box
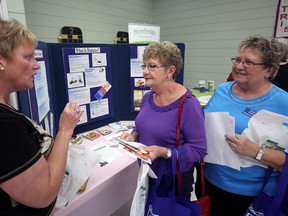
[191,88,214,107]
[53,124,139,216]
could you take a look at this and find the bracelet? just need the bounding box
[166,148,172,158]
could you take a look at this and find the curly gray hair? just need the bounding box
[143,41,183,80]
[239,35,284,81]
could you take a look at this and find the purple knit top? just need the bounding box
[134,89,207,172]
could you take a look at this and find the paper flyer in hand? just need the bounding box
[114,137,151,164]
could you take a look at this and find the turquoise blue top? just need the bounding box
[204,81,288,196]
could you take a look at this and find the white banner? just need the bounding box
[275,0,288,37]
[128,23,160,44]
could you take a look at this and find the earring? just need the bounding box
[0,67,4,70]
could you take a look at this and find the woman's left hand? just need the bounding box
[225,134,259,158]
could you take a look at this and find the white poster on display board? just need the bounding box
[128,23,160,44]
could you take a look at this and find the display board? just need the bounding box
[17,42,185,135]
[18,41,56,136]
[48,43,121,134]
[62,47,114,126]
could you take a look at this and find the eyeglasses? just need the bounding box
[141,64,165,72]
[231,57,269,68]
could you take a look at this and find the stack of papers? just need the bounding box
[204,110,288,170]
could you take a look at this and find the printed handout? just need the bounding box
[114,137,151,164]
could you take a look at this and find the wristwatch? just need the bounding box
[255,147,264,161]
[166,148,172,158]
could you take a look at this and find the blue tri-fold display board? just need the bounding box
[18,41,56,136]
[18,42,185,135]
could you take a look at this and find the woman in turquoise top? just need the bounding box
[204,35,288,216]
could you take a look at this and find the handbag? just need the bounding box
[144,148,201,216]
[244,152,288,216]
[195,161,210,216]
[176,93,211,216]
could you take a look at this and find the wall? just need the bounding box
[4,0,26,108]
[152,0,279,87]
[22,0,279,88]
[23,0,153,43]
[6,0,26,24]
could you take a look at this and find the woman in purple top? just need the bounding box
[121,41,207,199]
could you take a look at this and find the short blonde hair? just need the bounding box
[0,19,38,59]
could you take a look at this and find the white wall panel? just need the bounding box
[24,0,153,43]
[22,0,279,88]
[152,0,279,88]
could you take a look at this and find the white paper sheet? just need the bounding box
[204,112,243,170]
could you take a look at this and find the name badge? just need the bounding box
[243,108,257,117]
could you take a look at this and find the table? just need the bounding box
[53,123,139,216]
[191,88,214,107]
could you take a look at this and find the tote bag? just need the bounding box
[130,161,150,216]
[244,152,288,216]
[145,148,201,216]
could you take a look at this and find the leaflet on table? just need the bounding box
[82,131,101,140]
[89,143,122,167]
[108,121,129,132]
[114,137,151,164]
[104,131,126,147]
[96,127,113,136]
[108,121,135,132]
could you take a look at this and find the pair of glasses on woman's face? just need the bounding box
[141,64,166,72]
[231,57,269,68]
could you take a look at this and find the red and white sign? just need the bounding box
[275,0,288,37]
